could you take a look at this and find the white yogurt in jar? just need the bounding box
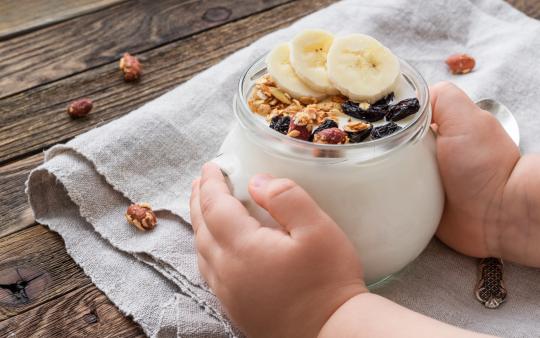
[214,56,444,284]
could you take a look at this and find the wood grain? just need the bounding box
[506,0,540,19]
[0,0,290,98]
[0,0,126,40]
[0,0,336,165]
[0,225,92,320]
[0,285,145,338]
[0,154,43,239]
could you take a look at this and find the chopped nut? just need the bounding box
[330,95,347,104]
[298,96,318,105]
[119,53,142,81]
[67,98,93,118]
[344,121,371,132]
[257,74,275,86]
[260,84,273,97]
[287,130,301,138]
[313,128,348,144]
[292,111,313,126]
[313,102,339,111]
[269,87,292,104]
[283,104,302,114]
[329,108,343,115]
[446,53,475,74]
[256,90,268,100]
[125,203,157,231]
[359,102,370,110]
[257,103,271,116]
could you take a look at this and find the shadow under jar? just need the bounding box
[214,55,444,285]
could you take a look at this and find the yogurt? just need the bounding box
[214,55,444,284]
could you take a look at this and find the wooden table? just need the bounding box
[0,0,538,336]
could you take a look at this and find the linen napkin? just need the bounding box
[27,0,540,337]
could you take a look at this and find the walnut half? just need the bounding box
[125,203,157,231]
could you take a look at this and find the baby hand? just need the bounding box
[431,82,520,258]
[190,163,366,338]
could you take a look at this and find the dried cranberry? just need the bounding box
[385,98,420,122]
[269,115,290,134]
[371,121,402,139]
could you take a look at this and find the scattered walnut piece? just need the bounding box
[119,53,142,81]
[67,98,93,118]
[125,203,157,231]
[445,53,475,74]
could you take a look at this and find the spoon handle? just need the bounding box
[475,257,507,309]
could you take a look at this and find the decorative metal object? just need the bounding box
[475,257,507,309]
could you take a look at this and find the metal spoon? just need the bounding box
[474,99,519,309]
[476,98,520,146]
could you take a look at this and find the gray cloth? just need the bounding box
[26,0,540,336]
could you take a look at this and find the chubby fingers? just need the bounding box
[198,162,260,245]
[248,174,333,237]
[190,178,203,235]
[430,81,485,136]
[190,178,220,260]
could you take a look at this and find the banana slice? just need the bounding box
[290,29,339,94]
[327,34,400,103]
[266,42,326,100]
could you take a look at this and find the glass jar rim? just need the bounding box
[234,53,431,161]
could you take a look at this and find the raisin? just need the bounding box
[373,92,395,106]
[385,98,420,122]
[342,100,386,122]
[269,115,290,134]
[371,121,402,139]
[347,126,373,143]
[310,119,338,141]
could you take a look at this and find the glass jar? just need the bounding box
[214,55,444,284]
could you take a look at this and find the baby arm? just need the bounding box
[319,293,492,338]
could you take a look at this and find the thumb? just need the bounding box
[248,174,332,236]
[430,81,483,136]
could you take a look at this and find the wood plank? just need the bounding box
[506,0,540,19]
[0,0,291,98]
[0,285,145,338]
[0,0,127,40]
[0,225,92,320]
[0,154,43,239]
[0,0,337,165]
